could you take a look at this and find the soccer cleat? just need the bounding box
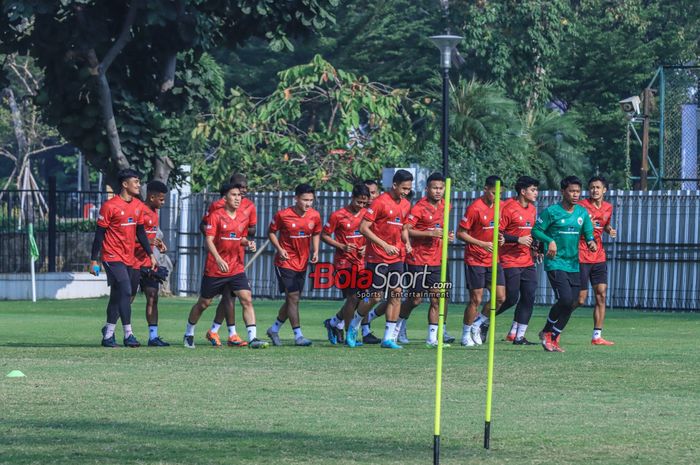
[471,325,483,346]
[513,337,536,346]
[206,330,222,347]
[426,341,450,349]
[294,336,313,347]
[148,337,170,347]
[336,327,345,344]
[443,330,456,344]
[362,332,381,344]
[183,335,195,349]
[505,333,516,342]
[538,330,545,344]
[541,332,555,352]
[481,324,489,341]
[551,337,565,353]
[101,335,119,348]
[248,338,269,349]
[123,334,141,348]
[227,334,248,347]
[323,319,338,345]
[380,339,403,349]
[266,328,282,347]
[346,326,358,348]
[461,332,475,347]
[397,322,410,344]
[591,337,615,346]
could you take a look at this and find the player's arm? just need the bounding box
[456,226,493,252]
[603,212,617,238]
[311,232,320,264]
[532,209,556,257]
[89,226,107,275]
[204,234,229,273]
[581,213,597,252]
[360,218,399,256]
[406,224,442,239]
[267,219,289,260]
[136,224,157,269]
[401,224,412,254]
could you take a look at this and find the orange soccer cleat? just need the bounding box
[591,337,615,346]
[227,334,248,347]
[206,330,222,347]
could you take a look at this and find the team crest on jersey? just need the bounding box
[395,217,401,222]
[354,229,361,235]
[595,221,601,227]
[309,222,315,229]
[367,208,374,214]
[577,217,584,226]
[229,232,237,238]
[127,217,134,223]
[526,221,531,227]
[299,231,306,236]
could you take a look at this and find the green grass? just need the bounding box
[0,298,698,465]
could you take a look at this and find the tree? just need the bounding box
[192,55,427,191]
[0,0,338,187]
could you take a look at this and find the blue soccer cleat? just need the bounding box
[346,326,358,348]
[380,339,403,349]
[323,319,337,345]
[123,334,141,348]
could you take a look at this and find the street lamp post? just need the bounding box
[430,35,462,177]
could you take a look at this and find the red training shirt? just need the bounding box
[578,198,613,264]
[204,208,248,277]
[499,199,536,268]
[203,197,257,229]
[270,207,322,272]
[133,206,159,268]
[97,196,145,266]
[322,206,366,269]
[405,197,446,267]
[458,197,499,267]
[363,192,411,264]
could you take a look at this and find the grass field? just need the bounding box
[0,297,698,465]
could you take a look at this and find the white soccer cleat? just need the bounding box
[461,331,475,347]
[471,325,483,346]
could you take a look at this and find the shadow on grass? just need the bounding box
[0,342,101,348]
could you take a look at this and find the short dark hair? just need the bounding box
[560,176,583,190]
[295,183,314,196]
[118,169,140,186]
[485,175,502,188]
[229,173,248,186]
[514,176,539,195]
[146,180,168,194]
[220,183,243,196]
[588,175,608,189]
[392,169,413,184]
[363,179,378,187]
[427,172,446,186]
[352,183,370,198]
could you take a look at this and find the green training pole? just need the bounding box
[484,180,501,450]
[433,177,452,465]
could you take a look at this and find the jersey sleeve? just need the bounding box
[323,211,339,236]
[498,204,511,233]
[136,201,146,225]
[364,199,382,223]
[581,211,595,242]
[312,212,322,235]
[458,205,476,231]
[204,212,218,237]
[532,208,554,244]
[406,204,421,228]
[269,211,282,233]
[97,202,111,228]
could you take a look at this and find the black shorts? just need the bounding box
[200,273,251,299]
[579,262,608,287]
[407,265,444,295]
[334,268,362,298]
[503,265,538,286]
[547,270,581,300]
[276,266,307,294]
[465,264,505,290]
[366,262,406,293]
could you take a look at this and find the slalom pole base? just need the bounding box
[484,421,491,449]
[433,435,440,465]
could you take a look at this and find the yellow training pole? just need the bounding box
[433,177,452,465]
[484,180,501,449]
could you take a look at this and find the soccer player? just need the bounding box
[497,176,539,345]
[395,172,454,348]
[532,176,597,352]
[90,169,156,348]
[183,183,267,349]
[266,183,322,346]
[364,179,380,201]
[457,175,506,347]
[130,180,170,346]
[321,184,370,344]
[199,174,257,348]
[575,176,617,345]
[346,169,413,349]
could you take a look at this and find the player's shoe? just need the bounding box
[336,327,345,344]
[541,332,555,352]
[323,319,338,345]
[101,335,119,348]
[380,339,403,349]
[123,334,141,348]
[513,337,536,346]
[538,330,545,344]
[294,336,313,347]
[227,334,248,347]
[183,335,195,349]
[443,330,456,344]
[551,336,565,353]
[480,324,489,341]
[345,326,358,347]
[426,340,450,349]
[397,323,410,344]
[505,333,516,342]
[266,328,282,346]
[461,331,475,347]
[148,337,170,347]
[248,338,269,349]
[591,337,615,346]
[362,332,381,344]
[471,325,483,346]
[206,330,222,347]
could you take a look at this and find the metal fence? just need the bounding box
[1,187,698,310]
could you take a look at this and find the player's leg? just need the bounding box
[513,266,537,345]
[591,262,613,345]
[232,274,267,348]
[425,294,443,347]
[208,286,234,347]
[101,261,127,347]
[144,278,168,346]
[347,292,381,347]
[498,267,522,341]
[104,262,139,347]
[544,272,579,352]
[395,294,422,344]
[361,300,386,343]
[462,286,483,347]
[184,276,221,348]
[267,267,292,345]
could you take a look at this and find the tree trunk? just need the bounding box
[153,155,175,183]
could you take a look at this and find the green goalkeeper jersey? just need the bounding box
[532,203,594,273]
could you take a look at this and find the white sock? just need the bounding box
[123,324,133,337]
[350,311,363,330]
[384,321,397,342]
[330,316,342,328]
[247,325,257,342]
[210,322,221,333]
[104,323,116,339]
[509,321,518,336]
[185,322,195,337]
[428,324,438,343]
[228,325,237,337]
[593,328,602,339]
[480,315,490,327]
[516,323,528,339]
[336,320,345,330]
[148,325,158,339]
[396,318,407,337]
[362,324,371,336]
[293,327,304,339]
[271,318,284,333]
[462,323,472,337]
[367,309,379,322]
